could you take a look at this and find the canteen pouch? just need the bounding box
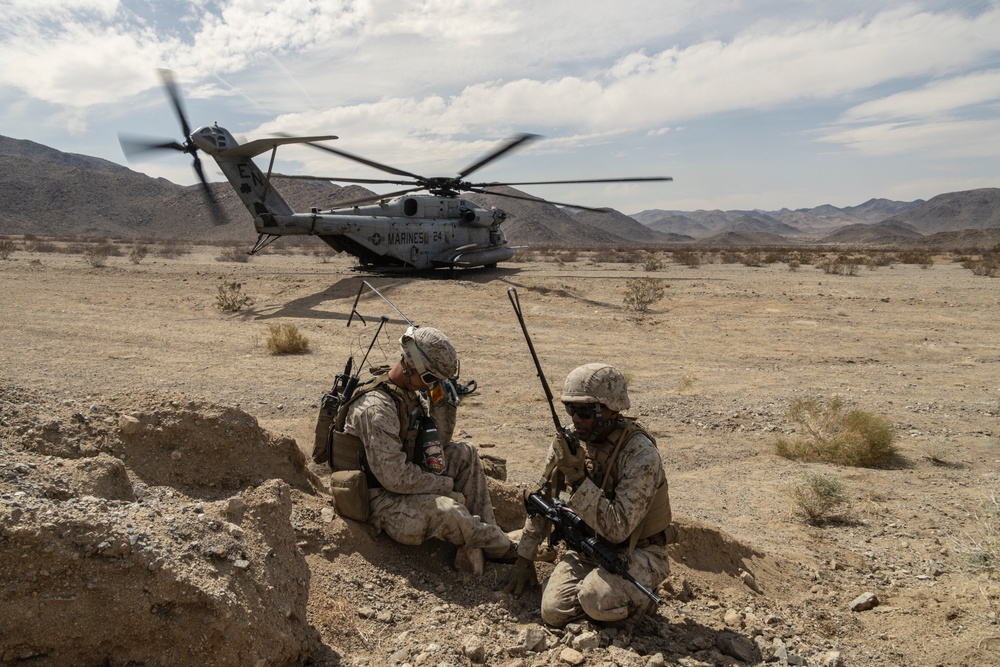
[329,469,370,522]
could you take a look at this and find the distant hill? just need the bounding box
[820,221,923,245]
[879,188,1000,234]
[1,135,997,250]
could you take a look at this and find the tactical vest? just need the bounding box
[314,369,423,485]
[585,417,672,552]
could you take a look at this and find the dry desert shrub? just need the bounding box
[623,277,666,314]
[962,256,998,277]
[642,254,664,271]
[265,323,310,355]
[897,250,934,268]
[954,485,1000,573]
[83,243,114,268]
[128,243,149,265]
[671,250,701,268]
[0,239,15,259]
[787,471,851,526]
[774,395,897,468]
[215,281,254,313]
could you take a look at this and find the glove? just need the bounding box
[552,433,587,488]
[499,556,538,597]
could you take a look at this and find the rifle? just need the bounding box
[526,492,662,605]
[507,287,578,455]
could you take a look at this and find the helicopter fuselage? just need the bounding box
[189,124,514,270]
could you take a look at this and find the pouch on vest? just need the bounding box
[312,396,338,465]
[330,470,370,522]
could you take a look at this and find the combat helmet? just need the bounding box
[399,326,459,383]
[561,363,630,412]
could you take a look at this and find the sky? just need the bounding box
[1,0,999,215]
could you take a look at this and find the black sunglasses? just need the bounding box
[564,404,597,419]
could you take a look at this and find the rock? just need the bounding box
[849,591,880,612]
[513,625,548,653]
[821,650,844,667]
[723,609,743,628]
[738,568,762,593]
[572,630,600,651]
[646,653,666,667]
[715,632,759,664]
[463,637,486,664]
[118,415,142,434]
[558,647,585,666]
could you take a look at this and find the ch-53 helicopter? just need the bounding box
[120,70,671,271]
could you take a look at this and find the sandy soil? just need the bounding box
[1,244,998,666]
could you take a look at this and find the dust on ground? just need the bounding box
[1,245,998,666]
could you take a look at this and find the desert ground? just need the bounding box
[1,241,998,667]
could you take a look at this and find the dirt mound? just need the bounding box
[0,385,324,666]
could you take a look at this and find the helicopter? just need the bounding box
[120,70,672,271]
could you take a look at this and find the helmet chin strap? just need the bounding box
[586,410,623,443]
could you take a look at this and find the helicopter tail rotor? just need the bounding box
[117,69,228,225]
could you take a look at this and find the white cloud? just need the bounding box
[817,118,1000,158]
[840,69,1000,122]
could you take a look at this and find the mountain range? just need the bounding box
[2,135,998,250]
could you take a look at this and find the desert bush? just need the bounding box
[741,252,763,267]
[616,249,645,264]
[817,257,860,276]
[672,250,701,268]
[265,322,310,354]
[215,281,254,313]
[156,241,190,259]
[788,471,850,526]
[83,243,114,268]
[962,257,998,277]
[623,277,665,314]
[951,485,1000,573]
[217,245,250,263]
[560,250,579,263]
[787,260,800,271]
[718,251,741,264]
[897,250,934,268]
[774,395,897,467]
[129,243,149,265]
[0,239,15,259]
[591,249,616,264]
[643,255,664,271]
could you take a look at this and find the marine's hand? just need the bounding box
[499,556,538,597]
[552,433,586,487]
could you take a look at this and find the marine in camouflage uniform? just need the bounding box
[343,326,512,573]
[502,363,672,626]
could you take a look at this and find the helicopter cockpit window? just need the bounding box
[403,198,419,217]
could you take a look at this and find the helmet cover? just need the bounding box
[560,363,630,412]
[399,326,459,380]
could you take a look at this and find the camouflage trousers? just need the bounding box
[541,544,670,627]
[369,441,510,557]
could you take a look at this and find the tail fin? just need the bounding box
[191,125,338,221]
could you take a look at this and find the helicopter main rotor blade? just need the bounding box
[271,174,419,186]
[158,69,193,144]
[457,133,540,179]
[471,176,673,187]
[328,187,427,209]
[286,137,425,180]
[465,187,612,213]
